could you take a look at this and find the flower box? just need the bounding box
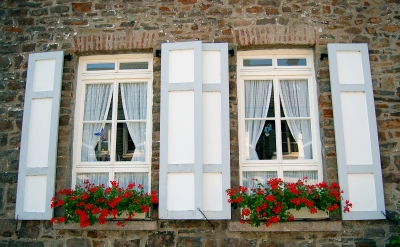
[106,211,148,220]
[227,177,352,227]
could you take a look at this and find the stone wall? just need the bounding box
[0,0,399,246]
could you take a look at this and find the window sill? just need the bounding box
[53,220,157,231]
[229,220,342,232]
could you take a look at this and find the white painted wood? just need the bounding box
[203,173,222,211]
[24,176,47,212]
[16,51,64,220]
[160,42,230,219]
[203,92,222,164]
[340,92,372,165]
[26,99,52,168]
[347,174,377,211]
[168,91,195,164]
[336,51,364,85]
[167,173,195,210]
[169,49,195,83]
[328,43,385,220]
[202,51,221,84]
[33,59,55,92]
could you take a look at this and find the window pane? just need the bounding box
[115,172,148,192]
[282,120,312,160]
[280,79,310,118]
[277,59,307,66]
[83,84,113,121]
[245,120,276,160]
[243,59,272,67]
[243,171,277,189]
[87,63,115,71]
[116,122,146,162]
[244,80,273,118]
[283,171,318,185]
[76,173,109,186]
[120,62,148,70]
[81,123,111,162]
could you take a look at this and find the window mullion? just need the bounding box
[274,76,283,163]
[110,79,118,164]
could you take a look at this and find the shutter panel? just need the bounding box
[159,41,230,219]
[15,51,64,220]
[328,44,385,220]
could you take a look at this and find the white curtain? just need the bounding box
[120,83,147,161]
[81,84,113,162]
[115,172,149,192]
[76,173,109,187]
[280,80,312,159]
[283,171,318,185]
[245,80,273,160]
[243,171,277,190]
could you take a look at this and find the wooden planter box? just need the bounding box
[106,211,148,220]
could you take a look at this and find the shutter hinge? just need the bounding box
[197,208,215,230]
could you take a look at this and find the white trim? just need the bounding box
[72,54,153,189]
[237,49,322,185]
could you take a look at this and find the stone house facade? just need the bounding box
[0,0,400,246]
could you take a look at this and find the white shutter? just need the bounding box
[159,41,230,219]
[328,44,385,220]
[15,51,64,220]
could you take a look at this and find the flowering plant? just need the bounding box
[50,180,158,228]
[226,177,352,227]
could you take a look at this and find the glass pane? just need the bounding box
[87,63,115,71]
[83,84,113,121]
[282,120,313,160]
[243,171,277,189]
[117,82,148,121]
[120,62,148,70]
[280,79,310,117]
[115,172,148,192]
[115,122,146,162]
[245,120,276,160]
[81,123,111,162]
[76,173,109,187]
[283,171,318,185]
[243,59,272,67]
[244,80,273,118]
[277,58,307,66]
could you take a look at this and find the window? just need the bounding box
[72,54,153,191]
[237,50,322,188]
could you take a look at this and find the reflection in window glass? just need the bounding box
[120,62,148,70]
[277,59,307,66]
[243,59,272,67]
[87,63,115,71]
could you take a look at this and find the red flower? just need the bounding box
[56,216,66,223]
[49,217,55,226]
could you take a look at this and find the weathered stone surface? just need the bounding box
[8,240,44,247]
[114,239,140,247]
[72,2,92,12]
[66,238,91,247]
[147,231,175,247]
[0,219,16,237]
[221,238,257,247]
[18,221,41,239]
[177,237,202,247]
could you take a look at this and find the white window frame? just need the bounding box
[72,54,153,189]
[237,49,322,184]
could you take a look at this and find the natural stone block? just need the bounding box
[147,231,175,247]
[114,239,140,247]
[72,2,92,12]
[8,240,44,247]
[66,238,91,247]
[177,237,202,247]
[221,238,257,247]
[18,221,41,239]
[31,8,48,16]
[0,219,16,237]
[0,56,11,70]
[50,6,70,13]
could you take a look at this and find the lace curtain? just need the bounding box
[81,84,113,162]
[115,172,148,192]
[280,80,312,159]
[120,82,147,161]
[245,80,273,160]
